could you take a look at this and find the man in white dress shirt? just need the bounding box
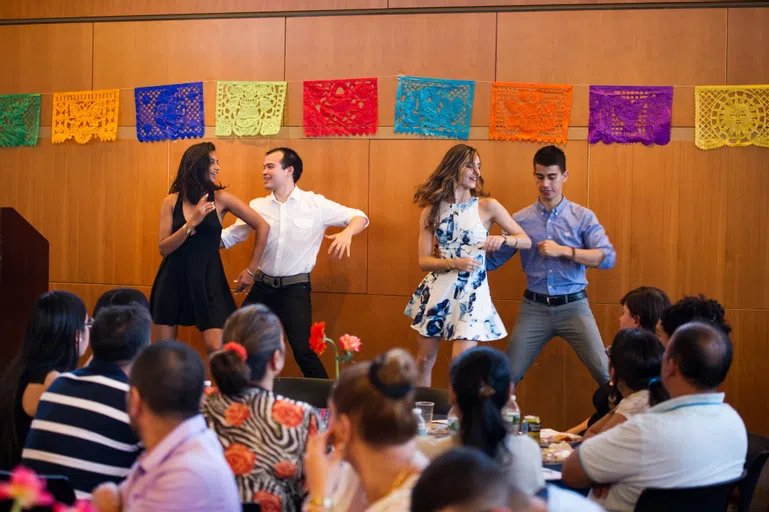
[221,148,368,378]
[562,321,747,512]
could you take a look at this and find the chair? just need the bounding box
[413,387,451,416]
[738,449,769,512]
[273,377,333,409]
[633,472,745,512]
[0,471,75,512]
[242,503,261,512]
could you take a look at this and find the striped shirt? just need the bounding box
[21,360,142,499]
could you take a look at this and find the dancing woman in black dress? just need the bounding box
[150,142,269,352]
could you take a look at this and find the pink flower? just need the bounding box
[0,466,54,509]
[54,500,98,512]
[339,334,362,353]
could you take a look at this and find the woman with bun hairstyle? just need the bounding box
[202,305,319,512]
[304,349,429,511]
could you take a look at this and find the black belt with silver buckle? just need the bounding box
[524,289,587,307]
[257,272,311,289]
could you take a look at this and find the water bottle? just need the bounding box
[447,406,460,434]
[413,408,428,437]
[502,394,521,435]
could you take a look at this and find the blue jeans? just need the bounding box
[506,298,609,385]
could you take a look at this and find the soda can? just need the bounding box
[523,415,541,444]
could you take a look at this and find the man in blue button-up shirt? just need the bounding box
[487,146,616,384]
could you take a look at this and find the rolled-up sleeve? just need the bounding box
[317,195,369,229]
[486,245,518,271]
[581,211,616,270]
[220,217,253,249]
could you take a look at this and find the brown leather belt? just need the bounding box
[257,272,311,289]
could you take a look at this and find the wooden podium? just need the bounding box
[0,208,48,372]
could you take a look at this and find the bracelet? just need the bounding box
[183,223,194,236]
[246,268,257,278]
[307,496,333,509]
[447,259,456,271]
[512,236,519,249]
[570,247,576,260]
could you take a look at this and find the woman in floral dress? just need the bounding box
[202,305,319,512]
[405,144,531,387]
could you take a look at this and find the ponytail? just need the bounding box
[459,392,509,461]
[648,377,670,407]
[450,347,511,462]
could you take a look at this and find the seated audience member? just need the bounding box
[202,305,319,511]
[568,286,670,435]
[417,347,543,495]
[583,329,666,439]
[304,349,429,511]
[656,294,731,345]
[21,304,150,499]
[411,447,525,512]
[0,291,89,469]
[411,447,603,512]
[93,288,150,316]
[562,322,747,512]
[91,341,239,512]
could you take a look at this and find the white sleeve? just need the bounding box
[315,194,369,229]
[507,435,545,495]
[220,216,253,249]
[578,420,643,484]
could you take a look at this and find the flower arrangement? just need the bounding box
[0,466,96,512]
[308,321,362,379]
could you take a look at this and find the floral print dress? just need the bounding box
[405,197,507,342]
[201,387,319,512]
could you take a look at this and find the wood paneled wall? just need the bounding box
[2,6,769,436]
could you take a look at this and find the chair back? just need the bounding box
[634,473,745,512]
[738,450,769,512]
[0,470,75,512]
[413,387,451,416]
[273,377,333,409]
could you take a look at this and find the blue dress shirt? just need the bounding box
[486,197,616,295]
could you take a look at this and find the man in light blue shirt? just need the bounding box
[487,146,616,384]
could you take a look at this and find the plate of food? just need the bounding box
[541,441,574,463]
[539,428,582,447]
[427,421,449,437]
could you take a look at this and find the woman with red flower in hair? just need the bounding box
[201,305,319,512]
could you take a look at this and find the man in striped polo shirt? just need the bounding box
[21,303,150,499]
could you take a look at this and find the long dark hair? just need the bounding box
[413,144,489,232]
[168,142,225,203]
[450,347,510,461]
[610,328,669,407]
[209,305,285,396]
[0,291,85,468]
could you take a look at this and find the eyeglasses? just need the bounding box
[85,316,94,329]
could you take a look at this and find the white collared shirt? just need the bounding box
[578,392,747,512]
[221,186,368,277]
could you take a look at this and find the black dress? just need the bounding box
[150,192,236,331]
